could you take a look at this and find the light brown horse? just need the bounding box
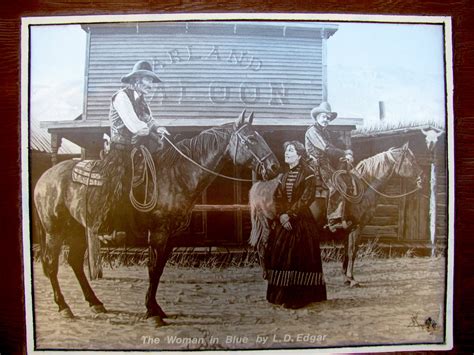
[34,111,280,326]
[249,143,423,287]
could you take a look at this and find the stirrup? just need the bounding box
[341,220,353,229]
[324,219,352,233]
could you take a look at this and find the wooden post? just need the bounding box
[50,133,62,166]
[420,128,443,257]
[429,153,437,257]
[87,228,102,280]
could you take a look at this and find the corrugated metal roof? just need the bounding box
[353,123,445,138]
[30,116,81,154]
[82,22,335,125]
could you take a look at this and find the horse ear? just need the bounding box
[248,112,254,125]
[402,142,409,150]
[236,109,246,127]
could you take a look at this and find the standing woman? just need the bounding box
[265,141,327,309]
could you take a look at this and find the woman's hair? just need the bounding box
[283,140,307,159]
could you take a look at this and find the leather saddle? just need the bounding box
[72,160,107,187]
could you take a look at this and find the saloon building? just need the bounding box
[41,21,364,247]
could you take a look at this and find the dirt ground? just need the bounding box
[31,256,447,351]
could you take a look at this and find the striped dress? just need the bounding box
[264,162,327,308]
[285,169,299,202]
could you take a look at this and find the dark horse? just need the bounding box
[249,143,423,287]
[34,111,280,326]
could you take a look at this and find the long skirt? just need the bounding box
[264,211,327,308]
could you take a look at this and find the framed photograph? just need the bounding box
[21,13,454,353]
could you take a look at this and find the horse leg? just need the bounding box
[67,228,106,314]
[42,233,74,318]
[342,233,350,285]
[344,228,361,288]
[145,232,173,326]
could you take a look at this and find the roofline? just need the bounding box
[81,21,338,39]
[353,124,445,139]
[41,116,361,130]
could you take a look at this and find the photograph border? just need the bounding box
[21,12,455,354]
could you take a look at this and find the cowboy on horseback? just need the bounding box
[92,60,169,237]
[110,60,169,148]
[305,102,354,232]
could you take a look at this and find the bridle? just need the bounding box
[231,124,274,179]
[335,145,422,202]
[387,145,409,180]
[356,145,422,199]
[161,124,274,182]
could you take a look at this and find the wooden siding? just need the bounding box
[83,22,336,124]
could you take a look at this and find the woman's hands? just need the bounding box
[280,213,292,231]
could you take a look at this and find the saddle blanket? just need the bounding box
[72,160,106,187]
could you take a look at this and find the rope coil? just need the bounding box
[129,145,158,212]
[331,169,365,204]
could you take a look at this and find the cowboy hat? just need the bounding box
[310,102,337,121]
[121,60,161,83]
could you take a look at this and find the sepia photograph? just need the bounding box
[21,13,454,353]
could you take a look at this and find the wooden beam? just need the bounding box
[193,204,250,212]
[50,133,62,166]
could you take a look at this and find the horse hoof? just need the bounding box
[147,316,167,327]
[158,310,169,319]
[91,304,107,314]
[350,280,361,288]
[59,307,74,319]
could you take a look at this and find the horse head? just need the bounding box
[390,142,424,189]
[227,110,280,180]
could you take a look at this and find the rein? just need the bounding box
[333,148,421,201]
[356,172,421,199]
[162,134,255,183]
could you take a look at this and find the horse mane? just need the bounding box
[353,148,397,180]
[158,124,233,167]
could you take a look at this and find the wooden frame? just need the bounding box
[18,9,460,350]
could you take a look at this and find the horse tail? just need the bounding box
[32,203,47,276]
[248,176,281,247]
[248,183,263,247]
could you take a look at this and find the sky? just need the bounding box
[326,22,445,127]
[29,21,447,128]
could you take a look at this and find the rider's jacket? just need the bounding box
[305,124,347,187]
[109,88,159,146]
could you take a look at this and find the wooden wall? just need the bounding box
[83,22,337,124]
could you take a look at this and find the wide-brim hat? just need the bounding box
[121,60,161,83]
[311,102,337,121]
